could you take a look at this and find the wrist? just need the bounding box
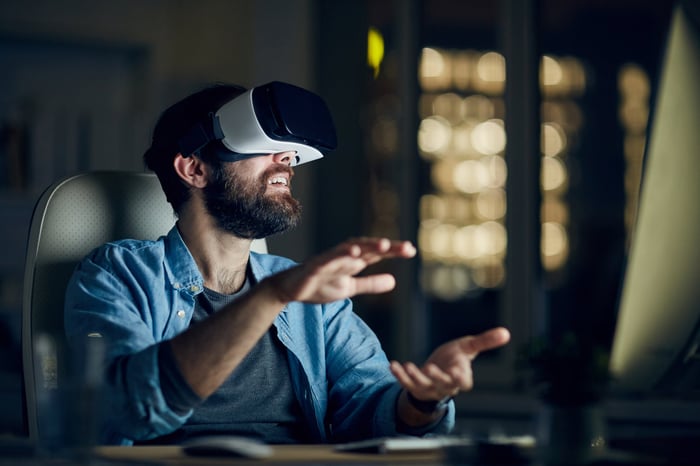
[261,272,294,305]
[405,391,452,414]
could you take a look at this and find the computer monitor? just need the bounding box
[609,0,700,397]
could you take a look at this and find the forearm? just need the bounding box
[168,277,287,398]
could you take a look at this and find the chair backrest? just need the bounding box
[21,170,266,443]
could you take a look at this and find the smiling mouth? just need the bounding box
[268,176,289,187]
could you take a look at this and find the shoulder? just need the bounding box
[81,237,167,276]
[249,251,299,277]
[88,237,165,260]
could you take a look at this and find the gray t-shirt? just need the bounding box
[153,273,311,444]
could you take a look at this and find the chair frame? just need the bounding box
[22,170,267,443]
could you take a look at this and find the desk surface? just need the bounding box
[96,444,445,465]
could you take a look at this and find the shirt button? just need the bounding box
[173,283,181,289]
[190,285,200,292]
[177,310,186,319]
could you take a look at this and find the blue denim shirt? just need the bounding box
[64,226,455,445]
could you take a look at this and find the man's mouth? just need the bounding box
[268,175,289,187]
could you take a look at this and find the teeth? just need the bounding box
[269,176,288,186]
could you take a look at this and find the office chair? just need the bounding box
[21,170,267,444]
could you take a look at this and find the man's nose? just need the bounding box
[272,151,296,166]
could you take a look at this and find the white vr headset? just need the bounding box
[178,81,337,166]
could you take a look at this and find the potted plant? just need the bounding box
[518,332,611,464]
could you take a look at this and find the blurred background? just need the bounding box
[0,0,678,439]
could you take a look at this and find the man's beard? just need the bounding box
[203,165,302,239]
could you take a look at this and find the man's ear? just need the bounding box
[173,153,209,188]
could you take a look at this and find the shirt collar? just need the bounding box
[163,225,274,296]
[163,225,204,294]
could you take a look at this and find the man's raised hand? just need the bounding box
[268,237,416,304]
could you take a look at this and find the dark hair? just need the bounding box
[143,83,246,213]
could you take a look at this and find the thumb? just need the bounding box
[457,327,511,358]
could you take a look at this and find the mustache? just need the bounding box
[261,164,295,182]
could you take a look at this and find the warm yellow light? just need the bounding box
[561,56,587,95]
[541,55,563,87]
[471,119,506,155]
[619,101,649,134]
[541,101,583,133]
[420,47,451,90]
[541,197,569,224]
[479,221,507,256]
[367,27,385,79]
[454,225,479,261]
[477,52,506,82]
[451,122,475,156]
[419,94,435,119]
[452,50,475,90]
[482,154,508,188]
[431,160,459,193]
[433,92,464,124]
[623,135,646,162]
[454,223,509,264]
[472,260,506,288]
[444,195,473,222]
[618,63,650,100]
[476,188,506,220]
[541,222,566,256]
[433,223,457,258]
[541,156,568,192]
[462,95,495,122]
[423,265,472,300]
[474,51,506,94]
[541,221,569,270]
[418,116,452,156]
[541,122,567,157]
[420,194,447,220]
[418,219,440,255]
[453,160,489,193]
[421,47,446,77]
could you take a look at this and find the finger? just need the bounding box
[403,362,435,389]
[343,237,389,254]
[390,361,419,392]
[304,243,362,269]
[397,240,417,258]
[314,242,389,272]
[349,238,416,263]
[457,327,511,357]
[423,363,456,389]
[303,257,365,283]
[352,274,396,295]
[368,239,415,257]
[310,243,379,273]
[392,361,433,390]
[377,240,415,259]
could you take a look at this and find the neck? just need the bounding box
[177,202,253,295]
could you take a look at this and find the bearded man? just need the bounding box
[64,83,510,446]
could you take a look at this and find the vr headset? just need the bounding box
[178,81,337,166]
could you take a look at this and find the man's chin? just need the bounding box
[265,193,301,216]
[265,190,295,202]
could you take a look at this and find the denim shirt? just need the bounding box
[64,226,455,445]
